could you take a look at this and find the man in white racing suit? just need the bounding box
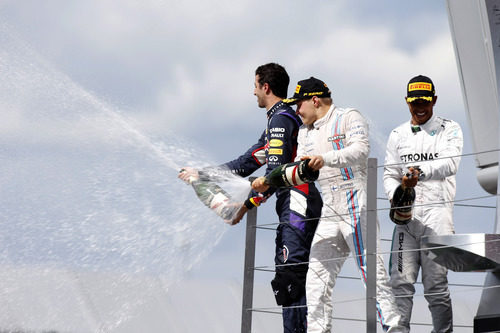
[384,75,463,332]
[276,77,403,332]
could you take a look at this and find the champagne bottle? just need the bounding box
[389,184,416,225]
[264,159,319,188]
[179,170,237,220]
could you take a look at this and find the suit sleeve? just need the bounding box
[418,121,463,181]
[244,112,300,209]
[321,110,369,168]
[294,126,307,162]
[214,130,266,210]
[383,129,403,200]
[221,130,266,177]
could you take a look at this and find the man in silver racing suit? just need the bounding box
[274,77,403,332]
[383,75,463,332]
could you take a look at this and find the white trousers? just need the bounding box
[306,191,403,333]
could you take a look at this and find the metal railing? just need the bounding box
[240,160,381,332]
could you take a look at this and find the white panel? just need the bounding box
[446,0,500,169]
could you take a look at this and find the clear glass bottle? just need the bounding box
[181,170,236,220]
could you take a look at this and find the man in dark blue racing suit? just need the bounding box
[180,63,322,332]
[225,63,322,333]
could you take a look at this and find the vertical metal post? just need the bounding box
[366,158,378,332]
[475,3,500,329]
[241,181,257,333]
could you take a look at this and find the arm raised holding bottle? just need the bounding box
[251,158,319,192]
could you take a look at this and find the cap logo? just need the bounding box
[295,84,301,94]
[304,91,325,97]
[408,82,432,92]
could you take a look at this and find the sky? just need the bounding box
[0,0,497,332]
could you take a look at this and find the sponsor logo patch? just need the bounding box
[408,82,432,92]
[304,91,325,96]
[398,232,404,273]
[331,182,354,191]
[295,85,301,94]
[269,139,283,147]
[349,130,365,137]
[400,152,438,163]
[328,134,345,142]
[269,148,283,155]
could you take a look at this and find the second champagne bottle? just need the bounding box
[264,159,319,188]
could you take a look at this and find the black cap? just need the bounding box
[283,77,331,105]
[406,75,435,102]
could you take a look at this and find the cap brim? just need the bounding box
[283,98,299,105]
[406,96,433,103]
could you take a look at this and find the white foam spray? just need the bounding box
[0,23,250,330]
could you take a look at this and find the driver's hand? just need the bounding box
[301,155,324,171]
[252,177,269,193]
[225,204,248,225]
[178,167,199,184]
[402,167,419,189]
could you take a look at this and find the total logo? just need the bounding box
[269,139,284,147]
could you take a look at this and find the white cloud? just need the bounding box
[0,0,465,162]
[285,24,463,152]
[0,2,490,330]
[147,59,258,131]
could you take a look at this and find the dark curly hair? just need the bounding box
[255,63,290,99]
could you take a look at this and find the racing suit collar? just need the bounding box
[411,114,439,134]
[267,100,285,119]
[311,104,336,129]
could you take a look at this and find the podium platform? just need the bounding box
[422,234,500,332]
[421,234,500,272]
